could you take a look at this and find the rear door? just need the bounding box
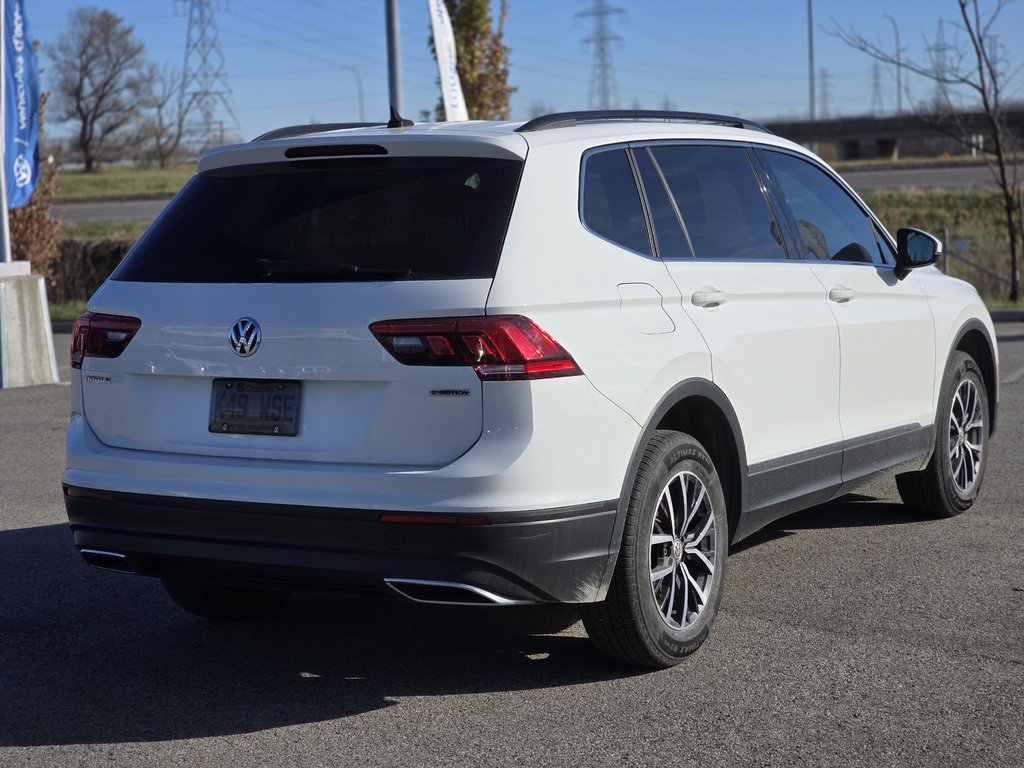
[80,153,523,467]
[633,142,844,522]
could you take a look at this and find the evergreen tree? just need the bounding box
[431,0,515,120]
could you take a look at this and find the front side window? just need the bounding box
[649,145,787,261]
[581,149,652,256]
[761,151,888,265]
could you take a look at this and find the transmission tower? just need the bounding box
[870,62,883,115]
[929,19,952,107]
[176,0,240,146]
[578,0,625,110]
[818,67,831,119]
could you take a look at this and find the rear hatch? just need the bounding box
[79,138,524,467]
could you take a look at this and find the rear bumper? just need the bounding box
[64,486,619,604]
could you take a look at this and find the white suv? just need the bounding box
[64,110,998,668]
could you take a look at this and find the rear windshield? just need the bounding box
[113,156,523,283]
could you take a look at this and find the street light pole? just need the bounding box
[883,14,902,114]
[807,0,815,123]
[339,64,365,122]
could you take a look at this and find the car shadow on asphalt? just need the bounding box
[1,523,646,747]
[731,493,934,554]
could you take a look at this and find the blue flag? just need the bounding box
[4,0,39,209]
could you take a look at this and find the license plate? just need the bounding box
[209,379,301,436]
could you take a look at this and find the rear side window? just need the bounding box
[581,149,652,256]
[650,145,787,260]
[113,156,523,283]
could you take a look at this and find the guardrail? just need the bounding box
[939,228,1014,287]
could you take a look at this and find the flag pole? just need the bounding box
[0,0,12,264]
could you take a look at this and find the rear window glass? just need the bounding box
[113,156,523,283]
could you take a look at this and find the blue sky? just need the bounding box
[33,0,1024,142]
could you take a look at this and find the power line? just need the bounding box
[578,0,625,110]
[176,0,240,146]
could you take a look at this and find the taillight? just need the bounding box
[70,312,142,369]
[369,315,583,381]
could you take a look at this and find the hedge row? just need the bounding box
[44,238,134,305]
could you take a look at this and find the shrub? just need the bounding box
[46,238,132,304]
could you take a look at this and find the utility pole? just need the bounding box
[177,0,239,146]
[578,0,625,111]
[807,0,815,122]
[385,0,403,114]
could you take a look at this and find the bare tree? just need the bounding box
[835,0,1021,302]
[136,64,190,169]
[48,8,146,172]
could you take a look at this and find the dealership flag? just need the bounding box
[428,0,469,122]
[4,0,39,209]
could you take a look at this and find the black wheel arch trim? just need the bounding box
[596,378,749,597]
[949,317,998,434]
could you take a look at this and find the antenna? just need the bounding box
[176,0,240,146]
[578,0,625,111]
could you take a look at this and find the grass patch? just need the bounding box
[863,187,1019,302]
[49,301,87,322]
[55,164,194,201]
[60,220,148,241]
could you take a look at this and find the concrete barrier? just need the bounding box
[0,266,60,387]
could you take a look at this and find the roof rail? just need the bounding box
[515,110,773,135]
[253,122,383,142]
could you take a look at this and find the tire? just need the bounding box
[581,430,728,668]
[896,350,989,518]
[162,578,290,620]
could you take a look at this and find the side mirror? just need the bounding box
[895,227,942,280]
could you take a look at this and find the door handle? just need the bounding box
[691,289,728,308]
[828,286,856,303]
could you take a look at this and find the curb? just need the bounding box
[990,310,1024,323]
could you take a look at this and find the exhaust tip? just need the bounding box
[80,549,137,574]
[384,578,529,606]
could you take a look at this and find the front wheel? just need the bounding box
[582,430,728,668]
[896,350,989,517]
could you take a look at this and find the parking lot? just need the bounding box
[1,324,1021,767]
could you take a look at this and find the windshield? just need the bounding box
[113,156,523,283]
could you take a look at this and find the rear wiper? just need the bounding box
[254,259,413,279]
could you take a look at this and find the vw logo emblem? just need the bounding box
[229,318,261,357]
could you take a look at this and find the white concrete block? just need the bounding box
[0,274,60,388]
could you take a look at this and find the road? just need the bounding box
[2,325,1022,767]
[840,162,1021,192]
[49,163,1018,226]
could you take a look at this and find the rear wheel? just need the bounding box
[582,430,728,668]
[896,350,989,517]
[162,578,290,620]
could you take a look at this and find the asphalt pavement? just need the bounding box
[2,325,1022,767]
